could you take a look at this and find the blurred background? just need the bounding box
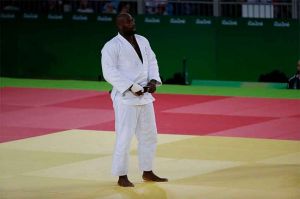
[0,0,299,85]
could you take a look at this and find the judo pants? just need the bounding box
[112,99,158,176]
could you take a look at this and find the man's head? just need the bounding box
[297,60,300,73]
[116,13,136,36]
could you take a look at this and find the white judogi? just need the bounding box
[101,33,161,176]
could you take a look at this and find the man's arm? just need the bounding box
[145,40,162,86]
[144,39,161,93]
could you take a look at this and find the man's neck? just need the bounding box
[120,32,134,43]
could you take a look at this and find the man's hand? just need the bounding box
[134,90,144,96]
[146,79,157,93]
[129,83,144,96]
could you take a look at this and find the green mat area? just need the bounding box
[1,77,299,99]
[192,80,287,89]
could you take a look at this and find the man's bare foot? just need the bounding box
[118,175,134,187]
[142,171,168,182]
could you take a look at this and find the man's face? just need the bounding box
[118,14,136,36]
[297,61,300,72]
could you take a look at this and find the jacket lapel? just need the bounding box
[117,33,144,65]
[135,36,146,66]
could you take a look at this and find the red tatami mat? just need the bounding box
[165,97,300,117]
[0,107,114,129]
[0,87,100,106]
[211,117,300,140]
[156,113,275,135]
[1,87,299,142]
[49,95,113,110]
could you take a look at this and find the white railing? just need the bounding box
[0,0,298,19]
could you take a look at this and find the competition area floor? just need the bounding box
[1,87,300,199]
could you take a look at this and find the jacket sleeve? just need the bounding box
[145,39,162,85]
[101,42,134,94]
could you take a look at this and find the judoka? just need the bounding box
[101,13,168,187]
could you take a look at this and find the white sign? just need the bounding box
[273,21,290,27]
[0,13,15,19]
[170,18,186,24]
[97,16,112,22]
[144,17,160,23]
[221,19,238,26]
[195,19,212,25]
[48,14,63,20]
[72,15,88,21]
[247,20,263,27]
[23,13,38,19]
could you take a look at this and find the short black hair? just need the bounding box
[116,13,131,23]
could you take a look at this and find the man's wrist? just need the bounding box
[149,79,157,85]
[130,83,144,93]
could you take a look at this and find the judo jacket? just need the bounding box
[101,33,162,105]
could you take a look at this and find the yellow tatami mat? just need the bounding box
[0,130,299,199]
